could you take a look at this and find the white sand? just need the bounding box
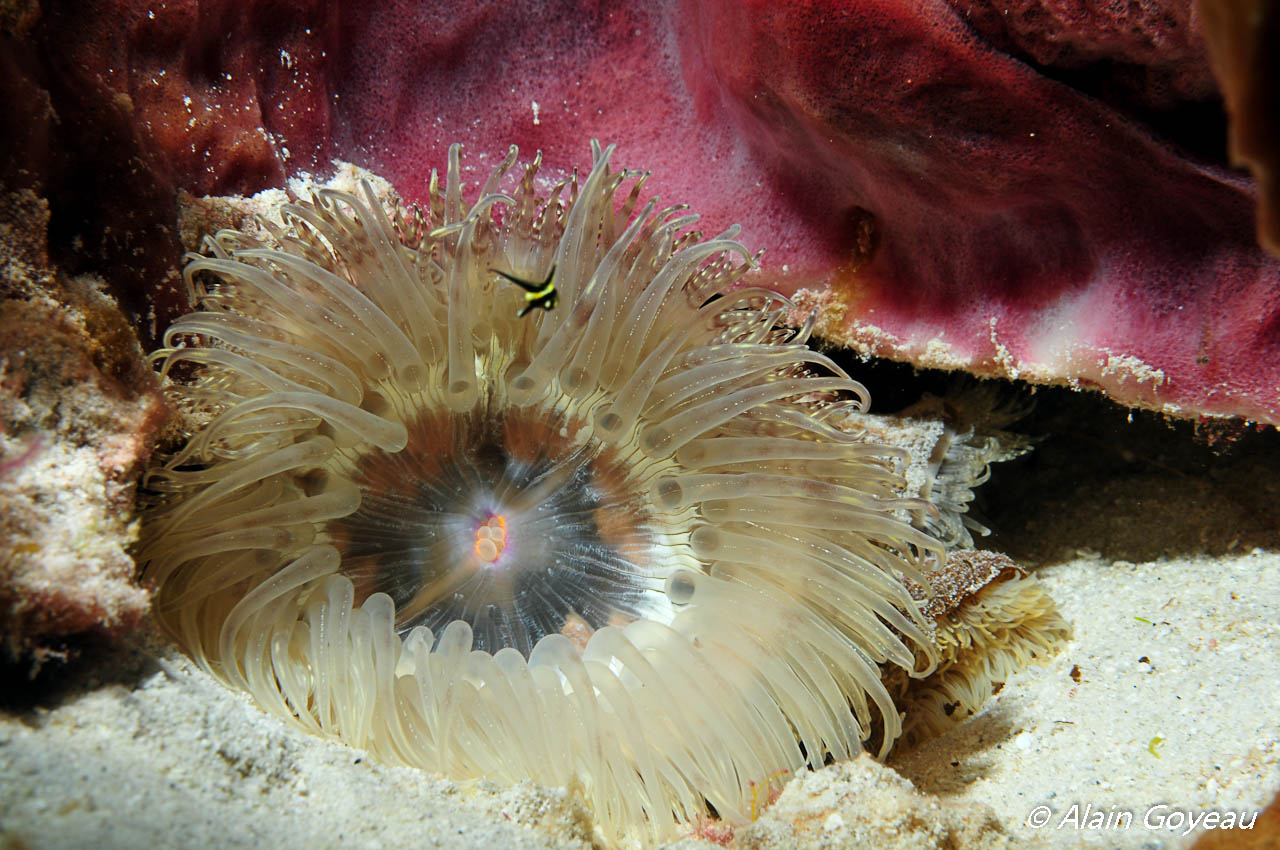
[0,644,595,850]
[3,550,1275,849]
[894,551,1280,849]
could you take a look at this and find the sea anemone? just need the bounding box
[139,142,946,846]
[894,389,1036,549]
[888,550,1071,747]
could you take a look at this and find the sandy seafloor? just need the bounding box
[2,551,1277,850]
[893,550,1280,849]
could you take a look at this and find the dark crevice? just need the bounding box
[0,630,165,718]
[835,350,1280,565]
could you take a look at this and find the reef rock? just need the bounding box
[0,190,164,661]
[4,0,1278,424]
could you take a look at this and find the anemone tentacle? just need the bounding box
[140,142,943,847]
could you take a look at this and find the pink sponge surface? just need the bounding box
[50,0,1280,423]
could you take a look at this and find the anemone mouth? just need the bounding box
[140,142,944,846]
[333,404,682,657]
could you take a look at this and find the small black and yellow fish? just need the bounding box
[492,265,558,317]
